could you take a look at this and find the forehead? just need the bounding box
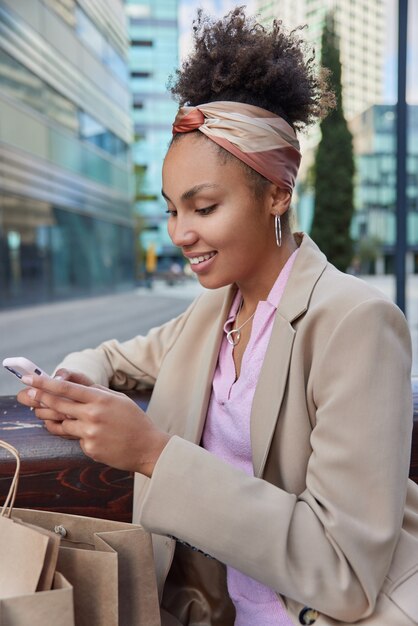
[164,133,219,168]
[163,134,244,190]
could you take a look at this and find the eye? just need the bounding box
[165,209,177,217]
[196,205,216,216]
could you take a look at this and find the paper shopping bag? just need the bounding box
[0,441,61,599]
[14,508,161,626]
[0,516,60,597]
[0,572,74,626]
[0,440,74,626]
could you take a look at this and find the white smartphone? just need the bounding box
[2,357,50,381]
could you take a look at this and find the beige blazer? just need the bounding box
[59,234,418,626]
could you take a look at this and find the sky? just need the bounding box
[178,0,418,104]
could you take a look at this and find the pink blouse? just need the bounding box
[202,250,298,625]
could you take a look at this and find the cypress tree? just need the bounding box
[310,12,355,271]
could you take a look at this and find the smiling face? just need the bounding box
[162,133,292,294]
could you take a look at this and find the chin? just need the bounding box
[196,274,232,290]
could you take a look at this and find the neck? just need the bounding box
[237,234,297,314]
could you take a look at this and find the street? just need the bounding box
[0,275,417,396]
[0,280,204,396]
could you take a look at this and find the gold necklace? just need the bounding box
[226,299,256,346]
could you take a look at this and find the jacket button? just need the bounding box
[299,607,319,624]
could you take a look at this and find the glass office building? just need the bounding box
[125,0,180,271]
[0,0,134,308]
[257,0,385,121]
[352,105,418,273]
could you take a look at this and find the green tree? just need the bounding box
[310,12,355,271]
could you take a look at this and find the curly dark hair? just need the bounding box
[169,7,335,131]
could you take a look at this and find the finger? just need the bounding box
[54,369,95,386]
[43,418,79,438]
[43,419,76,438]
[34,407,67,422]
[22,375,105,405]
[26,389,88,421]
[17,388,42,409]
[53,369,73,381]
[60,418,84,439]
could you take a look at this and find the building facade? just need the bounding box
[125,0,180,273]
[256,0,385,121]
[256,0,305,40]
[257,0,387,262]
[351,104,418,273]
[0,0,134,308]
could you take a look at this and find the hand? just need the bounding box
[20,375,171,477]
[17,369,95,431]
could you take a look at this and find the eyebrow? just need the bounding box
[161,183,221,203]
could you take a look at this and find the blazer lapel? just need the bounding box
[251,315,295,478]
[251,234,328,478]
[184,285,237,445]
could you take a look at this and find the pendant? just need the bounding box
[226,329,241,346]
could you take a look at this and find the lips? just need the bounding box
[188,251,217,265]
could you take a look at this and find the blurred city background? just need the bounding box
[0,0,417,394]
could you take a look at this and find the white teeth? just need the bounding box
[190,252,216,265]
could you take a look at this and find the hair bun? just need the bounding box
[169,7,335,131]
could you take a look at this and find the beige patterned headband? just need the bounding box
[172,101,301,193]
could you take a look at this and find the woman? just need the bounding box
[18,10,418,626]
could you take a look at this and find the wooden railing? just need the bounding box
[1,378,417,522]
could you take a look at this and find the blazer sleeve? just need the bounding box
[138,297,413,622]
[55,296,201,389]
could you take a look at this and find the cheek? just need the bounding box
[217,224,261,263]
[227,210,266,247]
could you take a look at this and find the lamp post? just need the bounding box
[395,0,408,314]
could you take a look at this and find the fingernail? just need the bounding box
[27,389,36,398]
[54,375,63,380]
[21,375,33,386]
[29,406,34,412]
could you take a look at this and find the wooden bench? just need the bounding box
[1,378,418,522]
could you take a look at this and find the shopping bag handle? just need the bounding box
[0,439,20,518]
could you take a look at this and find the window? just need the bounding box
[76,6,105,59]
[45,87,79,133]
[104,40,129,83]
[76,7,128,84]
[0,48,44,114]
[0,197,135,308]
[131,71,152,78]
[0,48,78,133]
[131,40,153,47]
[78,111,129,161]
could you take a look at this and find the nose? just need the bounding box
[168,215,198,248]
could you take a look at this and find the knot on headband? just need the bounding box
[172,101,301,193]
